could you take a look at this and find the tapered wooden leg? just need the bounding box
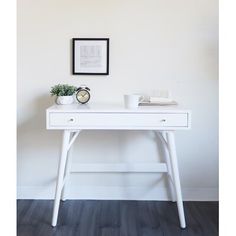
[161,131,176,202]
[166,131,186,229]
[52,130,71,227]
[61,132,74,201]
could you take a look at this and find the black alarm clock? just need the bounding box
[76,85,90,104]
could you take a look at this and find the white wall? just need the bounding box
[17,0,218,200]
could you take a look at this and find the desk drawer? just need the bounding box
[49,113,79,127]
[48,112,188,129]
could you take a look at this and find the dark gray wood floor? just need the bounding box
[17,200,218,236]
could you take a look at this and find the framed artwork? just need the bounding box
[72,38,109,75]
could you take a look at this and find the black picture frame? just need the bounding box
[72,38,109,75]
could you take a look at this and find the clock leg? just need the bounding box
[166,131,186,229]
[52,130,71,227]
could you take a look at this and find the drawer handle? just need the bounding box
[160,119,166,122]
[68,118,75,122]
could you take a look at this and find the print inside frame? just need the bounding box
[72,38,109,75]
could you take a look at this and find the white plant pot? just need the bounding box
[56,96,74,105]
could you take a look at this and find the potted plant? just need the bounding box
[50,84,77,105]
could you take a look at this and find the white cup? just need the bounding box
[124,94,144,109]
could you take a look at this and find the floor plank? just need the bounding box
[17,200,218,236]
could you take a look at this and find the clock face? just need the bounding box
[76,89,90,104]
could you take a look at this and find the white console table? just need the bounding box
[46,103,191,228]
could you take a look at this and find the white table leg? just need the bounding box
[161,131,176,202]
[61,132,74,201]
[52,130,71,227]
[166,131,186,229]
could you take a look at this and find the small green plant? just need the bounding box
[50,84,77,96]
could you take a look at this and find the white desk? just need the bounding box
[46,103,191,228]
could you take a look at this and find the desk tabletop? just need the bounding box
[47,103,191,114]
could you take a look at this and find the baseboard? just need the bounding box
[17,186,218,201]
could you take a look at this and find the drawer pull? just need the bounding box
[160,119,166,122]
[68,118,75,122]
